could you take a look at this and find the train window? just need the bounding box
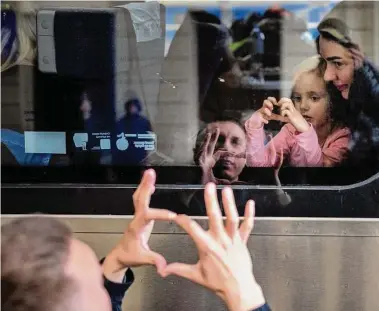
[2,1,379,217]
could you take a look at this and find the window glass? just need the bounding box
[1,1,379,216]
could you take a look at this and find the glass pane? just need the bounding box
[1,1,379,216]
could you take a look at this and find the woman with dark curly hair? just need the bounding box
[316,18,379,170]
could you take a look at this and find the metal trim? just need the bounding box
[2,172,378,191]
[2,215,379,237]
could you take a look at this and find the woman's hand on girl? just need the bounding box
[278,97,310,133]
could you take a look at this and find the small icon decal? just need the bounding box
[100,139,111,150]
[73,133,88,151]
[116,133,129,151]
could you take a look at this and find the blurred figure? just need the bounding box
[113,98,153,165]
[161,9,245,122]
[256,7,286,71]
[230,18,265,85]
[316,18,379,170]
[181,10,233,106]
[80,92,92,124]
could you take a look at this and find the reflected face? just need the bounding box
[129,104,138,114]
[65,239,111,311]
[318,36,355,99]
[80,94,92,121]
[80,99,92,120]
[80,99,92,113]
[207,121,247,181]
[292,72,329,130]
[80,93,92,113]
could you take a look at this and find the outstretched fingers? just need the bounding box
[239,200,256,244]
[222,187,239,238]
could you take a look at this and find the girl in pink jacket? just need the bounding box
[245,56,351,167]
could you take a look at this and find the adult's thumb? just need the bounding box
[148,251,167,275]
[160,262,199,283]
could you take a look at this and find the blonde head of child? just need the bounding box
[291,56,330,132]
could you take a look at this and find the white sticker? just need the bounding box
[25,131,67,154]
[117,2,162,43]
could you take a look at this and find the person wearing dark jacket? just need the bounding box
[316,18,379,172]
[113,98,153,165]
[1,169,271,311]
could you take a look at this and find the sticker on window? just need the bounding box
[117,2,162,43]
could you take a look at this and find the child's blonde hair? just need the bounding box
[292,55,327,85]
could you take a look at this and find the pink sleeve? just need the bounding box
[245,125,267,167]
[245,123,292,167]
[321,127,351,166]
[294,125,323,166]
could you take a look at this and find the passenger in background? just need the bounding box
[316,18,379,170]
[245,56,350,167]
[113,98,153,166]
[80,92,94,131]
[1,169,270,311]
[1,90,100,167]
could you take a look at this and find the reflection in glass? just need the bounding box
[1,0,378,187]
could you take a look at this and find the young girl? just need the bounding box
[245,56,351,167]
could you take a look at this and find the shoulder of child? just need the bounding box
[327,127,351,143]
[333,126,350,136]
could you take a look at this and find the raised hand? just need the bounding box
[161,184,265,311]
[102,169,176,282]
[278,97,310,133]
[199,128,230,185]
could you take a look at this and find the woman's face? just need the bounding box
[318,35,355,99]
[207,121,247,182]
[292,71,329,130]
